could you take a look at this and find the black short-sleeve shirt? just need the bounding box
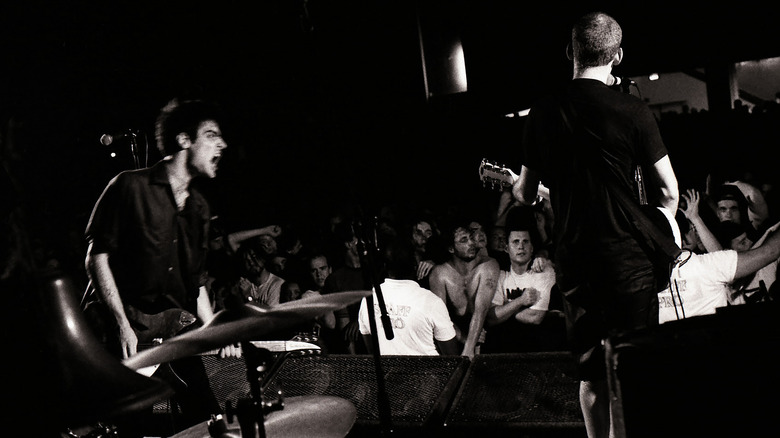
[521,78,668,291]
[85,160,211,313]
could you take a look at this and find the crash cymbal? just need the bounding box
[123,290,370,370]
[171,395,357,438]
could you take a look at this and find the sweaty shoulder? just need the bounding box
[476,254,500,270]
[430,262,455,282]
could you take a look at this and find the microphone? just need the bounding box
[99,129,138,146]
[607,74,636,93]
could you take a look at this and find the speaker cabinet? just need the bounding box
[259,354,469,434]
[606,303,780,438]
[444,352,585,436]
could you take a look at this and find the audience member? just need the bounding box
[272,276,330,346]
[358,237,459,356]
[276,223,308,280]
[709,183,760,241]
[280,276,303,303]
[408,211,443,287]
[678,188,723,253]
[486,224,510,270]
[656,206,780,323]
[429,210,500,358]
[716,219,779,304]
[306,252,333,293]
[301,252,337,349]
[229,236,285,306]
[484,206,565,353]
[322,220,369,354]
[724,179,771,234]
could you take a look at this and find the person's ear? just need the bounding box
[613,47,624,66]
[565,43,573,61]
[176,133,191,149]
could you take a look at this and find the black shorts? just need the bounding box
[562,266,658,381]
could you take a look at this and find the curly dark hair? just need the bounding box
[154,98,224,157]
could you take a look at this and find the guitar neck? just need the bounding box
[139,339,321,356]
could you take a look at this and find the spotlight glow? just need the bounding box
[451,41,467,92]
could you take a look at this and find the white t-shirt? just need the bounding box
[241,272,284,306]
[492,267,555,311]
[658,250,737,323]
[358,279,456,356]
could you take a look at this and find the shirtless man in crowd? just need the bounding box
[429,213,500,358]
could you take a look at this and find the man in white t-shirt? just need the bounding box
[656,207,780,323]
[358,238,458,356]
[484,206,564,353]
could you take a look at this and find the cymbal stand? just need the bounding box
[223,342,284,438]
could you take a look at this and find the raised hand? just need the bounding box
[679,188,701,220]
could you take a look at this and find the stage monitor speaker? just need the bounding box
[606,302,780,438]
[259,354,470,434]
[444,351,585,435]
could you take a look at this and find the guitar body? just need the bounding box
[82,299,198,356]
[126,306,198,344]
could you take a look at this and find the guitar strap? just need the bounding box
[557,97,682,263]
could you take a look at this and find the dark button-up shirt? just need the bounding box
[86,160,210,313]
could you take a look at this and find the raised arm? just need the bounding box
[679,188,722,252]
[226,225,281,253]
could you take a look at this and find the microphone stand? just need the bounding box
[353,217,394,435]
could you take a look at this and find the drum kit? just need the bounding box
[35,270,370,438]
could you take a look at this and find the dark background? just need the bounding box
[3,0,780,260]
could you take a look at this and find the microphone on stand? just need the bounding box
[607,74,636,94]
[99,129,138,146]
[99,129,147,169]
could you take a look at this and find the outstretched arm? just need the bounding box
[226,225,281,253]
[736,227,780,279]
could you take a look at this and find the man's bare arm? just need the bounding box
[650,155,679,213]
[428,266,447,302]
[487,288,541,325]
[85,247,136,359]
[512,165,542,206]
[462,260,499,358]
[735,229,780,279]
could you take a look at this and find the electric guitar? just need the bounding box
[83,304,320,377]
[477,157,677,251]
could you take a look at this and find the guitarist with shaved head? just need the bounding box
[510,12,679,438]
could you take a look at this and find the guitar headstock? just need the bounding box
[479,158,514,191]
